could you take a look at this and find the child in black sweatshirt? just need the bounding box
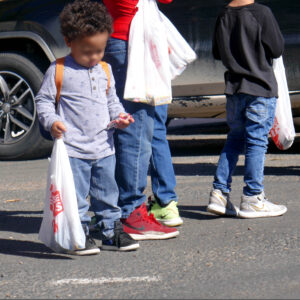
[207,0,288,219]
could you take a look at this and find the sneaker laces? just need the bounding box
[148,212,163,226]
[139,204,162,226]
[257,192,266,201]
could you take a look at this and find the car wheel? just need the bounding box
[0,52,52,160]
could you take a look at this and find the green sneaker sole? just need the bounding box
[156,217,183,227]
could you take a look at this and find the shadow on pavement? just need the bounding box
[0,239,72,260]
[0,211,42,234]
[173,163,300,177]
[178,205,221,220]
[0,210,73,259]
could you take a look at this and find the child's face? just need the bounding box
[65,32,110,68]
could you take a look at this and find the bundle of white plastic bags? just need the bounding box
[270,56,296,150]
[39,139,85,253]
[124,0,197,106]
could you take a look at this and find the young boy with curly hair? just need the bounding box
[36,0,139,254]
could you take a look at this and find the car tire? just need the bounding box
[0,52,52,160]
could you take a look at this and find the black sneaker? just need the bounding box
[68,236,100,256]
[101,221,140,251]
[89,216,100,232]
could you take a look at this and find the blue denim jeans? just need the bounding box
[69,155,121,238]
[150,104,177,205]
[104,38,155,218]
[213,93,277,196]
[104,37,177,216]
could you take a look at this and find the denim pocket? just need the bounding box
[246,98,268,124]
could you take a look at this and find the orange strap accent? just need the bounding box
[55,57,65,104]
[100,61,110,95]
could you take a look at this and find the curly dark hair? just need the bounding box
[60,0,113,42]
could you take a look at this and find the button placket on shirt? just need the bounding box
[89,67,98,97]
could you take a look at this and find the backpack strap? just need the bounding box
[55,57,65,104]
[54,58,110,104]
[99,61,110,95]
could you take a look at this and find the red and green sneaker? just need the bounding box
[121,203,179,240]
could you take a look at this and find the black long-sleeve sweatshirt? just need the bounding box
[213,3,285,98]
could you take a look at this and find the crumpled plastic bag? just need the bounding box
[124,0,197,106]
[39,139,86,252]
[270,56,296,150]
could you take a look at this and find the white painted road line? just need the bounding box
[51,276,161,286]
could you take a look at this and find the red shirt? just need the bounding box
[103,0,173,41]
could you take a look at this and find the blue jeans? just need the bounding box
[150,105,177,205]
[69,155,121,238]
[104,37,177,217]
[213,94,277,196]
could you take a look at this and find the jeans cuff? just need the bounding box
[213,183,230,194]
[121,199,146,219]
[100,229,114,240]
[243,188,264,197]
[155,196,178,207]
[97,219,117,238]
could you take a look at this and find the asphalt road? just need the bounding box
[0,134,300,299]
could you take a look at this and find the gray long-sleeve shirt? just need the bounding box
[35,55,125,160]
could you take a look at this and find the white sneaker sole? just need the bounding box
[101,243,140,252]
[68,248,101,256]
[129,230,179,241]
[207,203,238,217]
[238,207,287,218]
[157,217,183,227]
[120,243,140,251]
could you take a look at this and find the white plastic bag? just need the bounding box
[39,139,86,252]
[124,0,170,105]
[124,0,196,106]
[270,56,296,150]
[159,12,197,79]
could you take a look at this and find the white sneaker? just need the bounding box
[207,189,239,217]
[239,192,287,218]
